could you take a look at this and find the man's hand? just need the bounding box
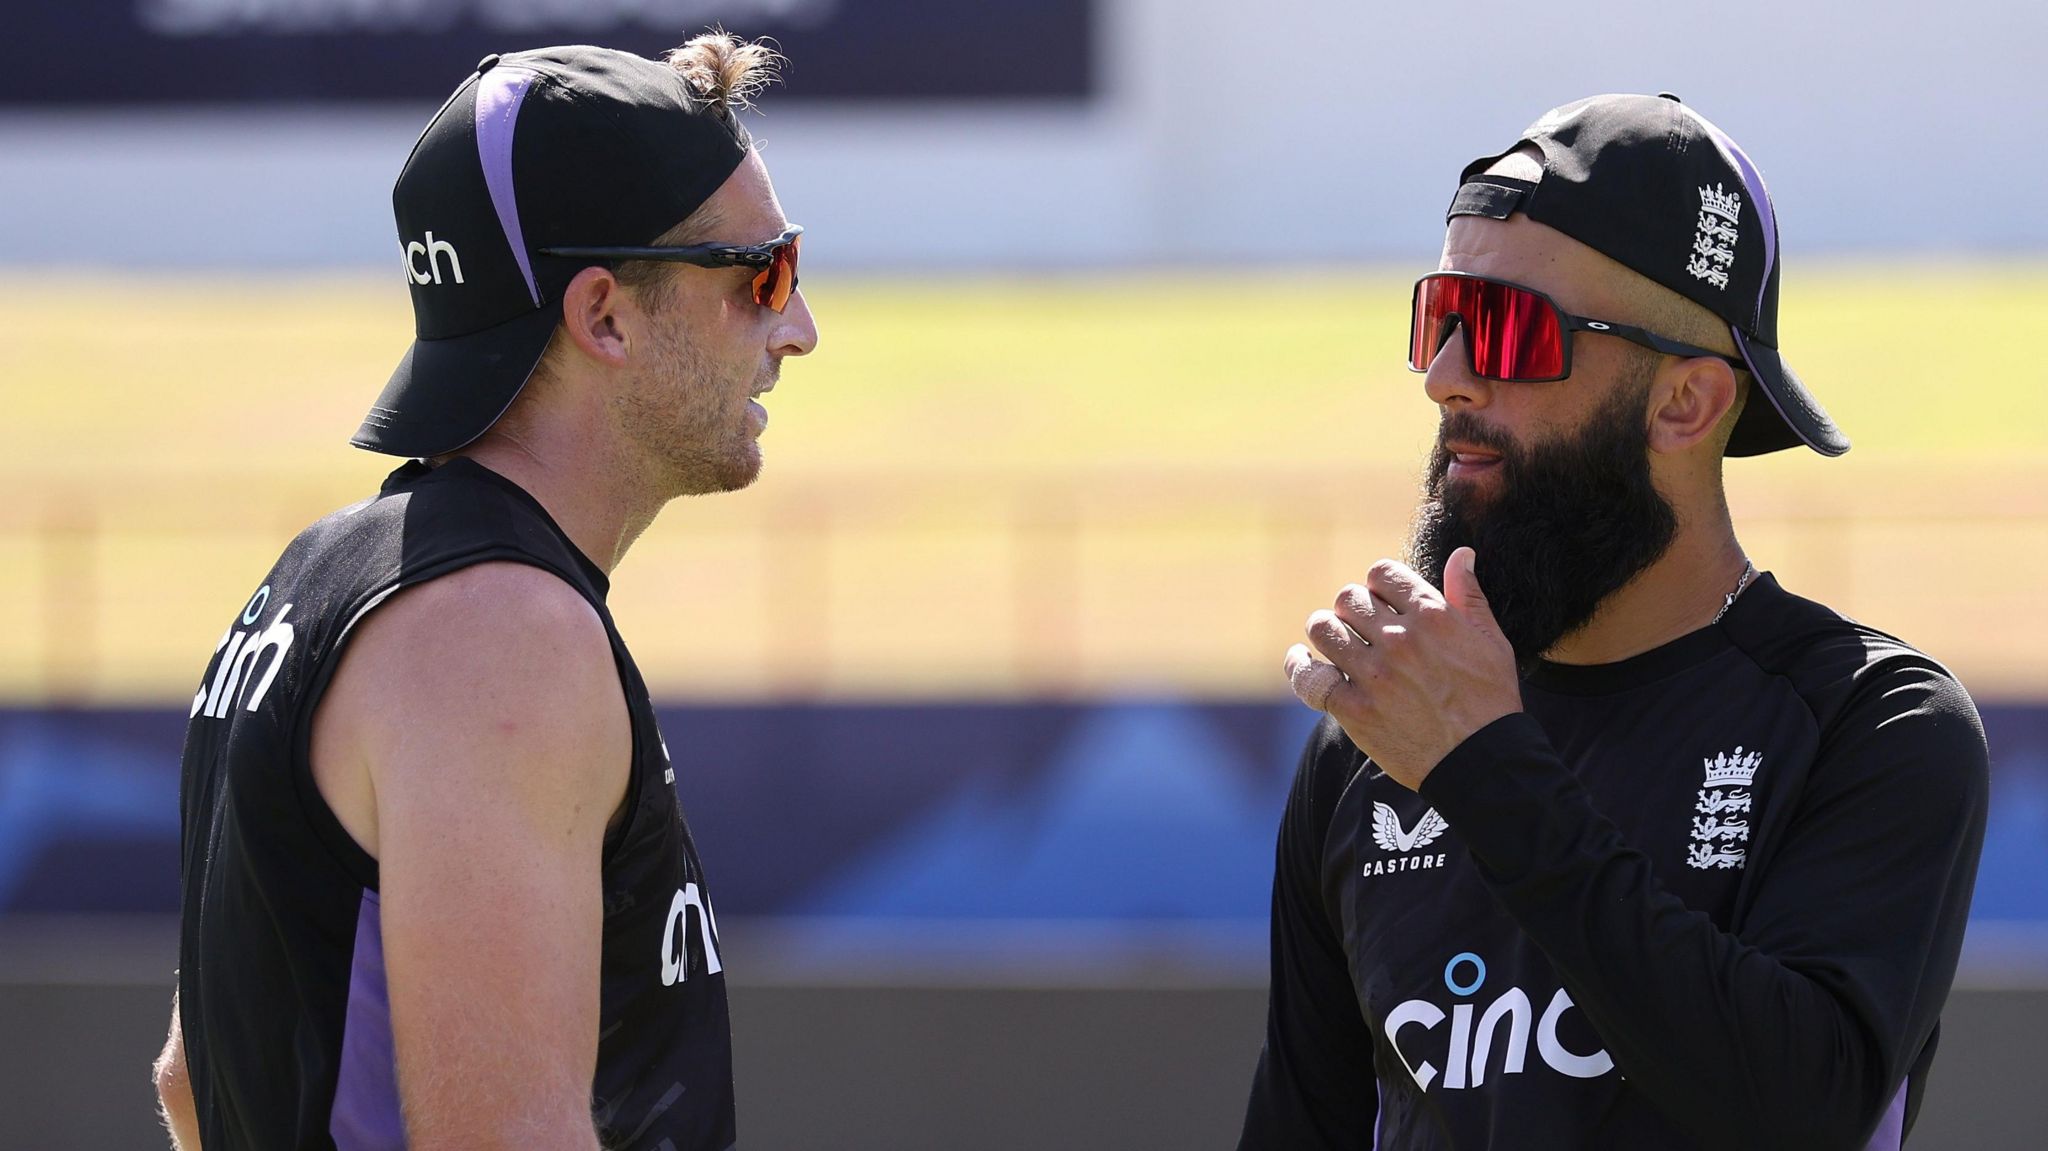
[154,988,201,1150]
[1284,547,1521,789]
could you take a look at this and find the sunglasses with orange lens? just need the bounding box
[542,225,803,313]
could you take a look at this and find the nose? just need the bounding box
[773,287,818,358]
[1421,322,1492,412]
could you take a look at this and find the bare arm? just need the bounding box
[316,563,631,1151]
[153,988,201,1151]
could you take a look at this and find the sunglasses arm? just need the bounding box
[1568,316,1745,371]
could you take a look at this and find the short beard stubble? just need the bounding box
[619,303,766,498]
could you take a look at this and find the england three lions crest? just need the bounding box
[1687,747,1760,870]
[1686,183,1742,291]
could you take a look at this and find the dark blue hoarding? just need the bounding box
[0,702,1310,921]
[6,0,1095,104]
[6,701,2048,944]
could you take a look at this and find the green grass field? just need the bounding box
[3,265,2045,701]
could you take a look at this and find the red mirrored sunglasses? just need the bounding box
[542,225,804,313]
[1410,271,1741,382]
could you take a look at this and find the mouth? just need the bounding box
[1443,440,1504,478]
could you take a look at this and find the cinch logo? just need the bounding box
[1383,952,1614,1092]
[659,883,723,986]
[190,585,295,720]
[402,231,465,285]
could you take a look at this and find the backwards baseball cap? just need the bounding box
[1448,93,1845,457]
[354,45,752,458]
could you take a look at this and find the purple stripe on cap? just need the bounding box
[331,890,404,1151]
[1864,1079,1908,1151]
[1685,106,1778,328]
[475,67,541,307]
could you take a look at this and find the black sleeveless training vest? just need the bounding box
[176,458,733,1151]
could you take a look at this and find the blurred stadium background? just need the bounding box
[4,0,2047,1147]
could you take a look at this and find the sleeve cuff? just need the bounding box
[1417,711,1582,878]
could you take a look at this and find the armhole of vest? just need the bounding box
[288,585,397,892]
[596,648,647,870]
[287,547,642,893]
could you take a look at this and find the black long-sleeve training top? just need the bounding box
[1239,573,1987,1150]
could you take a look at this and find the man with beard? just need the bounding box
[1238,94,1986,1150]
[153,35,815,1151]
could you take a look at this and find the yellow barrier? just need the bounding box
[5,269,2044,702]
[4,463,2043,703]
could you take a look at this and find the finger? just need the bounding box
[1283,644,1349,712]
[1332,582,1394,635]
[1365,558,1442,613]
[1442,546,1502,633]
[1304,609,1371,676]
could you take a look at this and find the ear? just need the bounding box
[1646,356,1740,454]
[554,266,635,369]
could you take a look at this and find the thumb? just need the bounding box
[1444,547,1499,629]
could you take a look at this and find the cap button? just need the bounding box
[477,54,501,73]
[1656,91,1683,103]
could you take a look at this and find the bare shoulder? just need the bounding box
[311,561,631,859]
[356,559,610,672]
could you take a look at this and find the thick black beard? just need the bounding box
[1406,374,1678,668]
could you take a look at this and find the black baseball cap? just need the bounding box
[1447,93,1846,457]
[354,45,752,458]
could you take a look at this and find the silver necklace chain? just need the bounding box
[1711,559,1756,625]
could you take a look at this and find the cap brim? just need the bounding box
[352,302,562,458]
[1726,328,1849,458]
